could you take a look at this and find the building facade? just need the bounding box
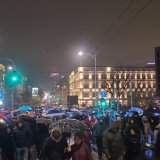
[69,66,156,107]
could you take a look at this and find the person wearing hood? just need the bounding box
[40,127,69,160]
[93,117,107,160]
[12,119,32,160]
[67,132,93,160]
[102,121,125,160]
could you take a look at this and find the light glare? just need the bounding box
[78,51,83,56]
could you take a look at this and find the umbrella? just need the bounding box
[49,119,88,133]
[0,113,7,120]
[19,115,36,124]
[17,105,32,112]
[20,113,34,117]
[0,118,5,124]
[128,107,143,116]
[36,118,52,124]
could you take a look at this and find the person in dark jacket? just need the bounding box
[124,126,141,160]
[29,119,39,160]
[155,128,160,159]
[41,126,69,160]
[37,123,49,157]
[102,121,125,160]
[12,120,32,160]
[93,117,107,160]
[1,125,15,160]
[125,117,141,139]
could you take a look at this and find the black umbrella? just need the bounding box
[49,119,88,133]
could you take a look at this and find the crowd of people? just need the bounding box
[93,112,160,160]
[0,111,159,160]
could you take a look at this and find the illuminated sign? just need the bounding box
[32,88,38,97]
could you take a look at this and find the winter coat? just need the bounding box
[41,136,68,160]
[29,123,39,146]
[93,121,107,137]
[1,132,15,160]
[12,126,32,148]
[37,123,49,150]
[102,122,125,159]
[124,124,141,142]
[124,126,141,153]
[41,127,68,160]
[71,142,92,160]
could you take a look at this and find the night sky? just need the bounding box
[0,0,159,89]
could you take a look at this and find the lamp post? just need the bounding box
[130,74,133,108]
[78,51,97,107]
[0,58,16,71]
[0,58,17,108]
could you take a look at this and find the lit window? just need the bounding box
[107,67,111,72]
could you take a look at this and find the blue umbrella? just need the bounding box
[17,105,32,112]
[128,107,143,116]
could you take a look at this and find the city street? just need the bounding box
[1,0,160,160]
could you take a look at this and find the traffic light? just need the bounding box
[100,98,106,107]
[5,71,21,86]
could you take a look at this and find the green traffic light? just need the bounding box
[5,71,21,86]
[12,76,17,81]
[100,98,106,106]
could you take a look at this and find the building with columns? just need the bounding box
[69,66,156,107]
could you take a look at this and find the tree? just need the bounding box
[102,69,130,99]
[101,68,131,110]
[127,81,155,109]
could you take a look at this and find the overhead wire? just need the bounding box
[90,0,153,55]
[89,0,136,54]
[95,0,153,56]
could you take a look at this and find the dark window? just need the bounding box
[101,74,106,79]
[83,84,89,88]
[147,74,151,79]
[92,74,97,80]
[83,74,89,79]
[148,83,151,88]
[153,74,156,79]
[137,74,140,79]
[142,74,146,79]
[121,74,125,79]
[83,92,89,97]
[153,83,156,88]
[93,83,98,88]
[92,92,96,97]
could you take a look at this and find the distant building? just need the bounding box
[69,66,156,107]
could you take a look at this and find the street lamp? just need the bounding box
[78,51,97,107]
[8,66,13,71]
[0,58,16,70]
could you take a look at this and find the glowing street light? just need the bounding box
[8,66,13,70]
[78,51,84,56]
